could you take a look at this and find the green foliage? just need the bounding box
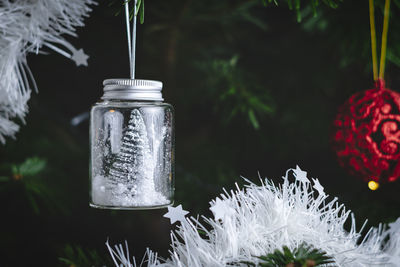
[300,0,400,69]
[199,55,274,130]
[260,0,341,22]
[135,0,145,23]
[243,243,335,267]
[112,0,145,23]
[115,0,341,25]
[0,157,48,214]
[59,244,109,267]
[11,157,46,177]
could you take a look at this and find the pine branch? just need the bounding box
[197,55,275,130]
[254,243,335,267]
[59,244,110,267]
[12,157,46,178]
[112,0,145,23]
[112,0,341,24]
[0,157,54,214]
[260,0,341,22]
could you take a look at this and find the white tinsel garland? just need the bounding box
[107,166,400,266]
[0,0,95,144]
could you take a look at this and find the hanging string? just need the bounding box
[379,0,391,80]
[369,0,378,81]
[124,1,133,78]
[132,0,137,80]
[124,0,138,79]
[369,0,391,83]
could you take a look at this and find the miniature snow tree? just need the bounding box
[109,109,153,196]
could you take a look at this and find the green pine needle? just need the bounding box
[12,157,46,177]
[256,243,335,267]
[112,0,145,24]
[260,0,341,22]
[59,244,109,267]
[238,243,335,267]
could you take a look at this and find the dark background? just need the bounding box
[1,0,400,266]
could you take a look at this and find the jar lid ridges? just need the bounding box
[103,79,163,89]
[102,78,163,101]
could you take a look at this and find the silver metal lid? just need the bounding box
[102,79,163,101]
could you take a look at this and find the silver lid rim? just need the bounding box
[102,79,163,101]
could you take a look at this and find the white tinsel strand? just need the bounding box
[381,218,400,264]
[0,0,95,144]
[106,240,160,267]
[107,166,400,266]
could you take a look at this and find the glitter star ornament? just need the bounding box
[332,79,400,184]
[163,205,189,224]
[312,178,325,196]
[293,165,309,184]
[71,48,89,66]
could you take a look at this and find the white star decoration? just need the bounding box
[210,197,234,220]
[163,205,189,224]
[71,48,89,66]
[293,165,309,183]
[312,178,325,196]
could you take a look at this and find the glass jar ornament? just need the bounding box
[90,79,174,209]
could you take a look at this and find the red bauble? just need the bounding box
[333,79,400,183]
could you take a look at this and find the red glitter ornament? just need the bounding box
[333,79,400,183]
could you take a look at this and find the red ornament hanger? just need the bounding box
[332,0,399,188]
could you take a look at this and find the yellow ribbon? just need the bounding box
[369,0,391,81]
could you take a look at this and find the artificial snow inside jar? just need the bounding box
[90,79,174,209]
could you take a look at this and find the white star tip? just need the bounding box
[293,165,309,183]
[163,204,189,224]
[71,48,89,66]
[312,178,325,196]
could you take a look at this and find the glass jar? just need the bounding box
[90,79,174,209]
